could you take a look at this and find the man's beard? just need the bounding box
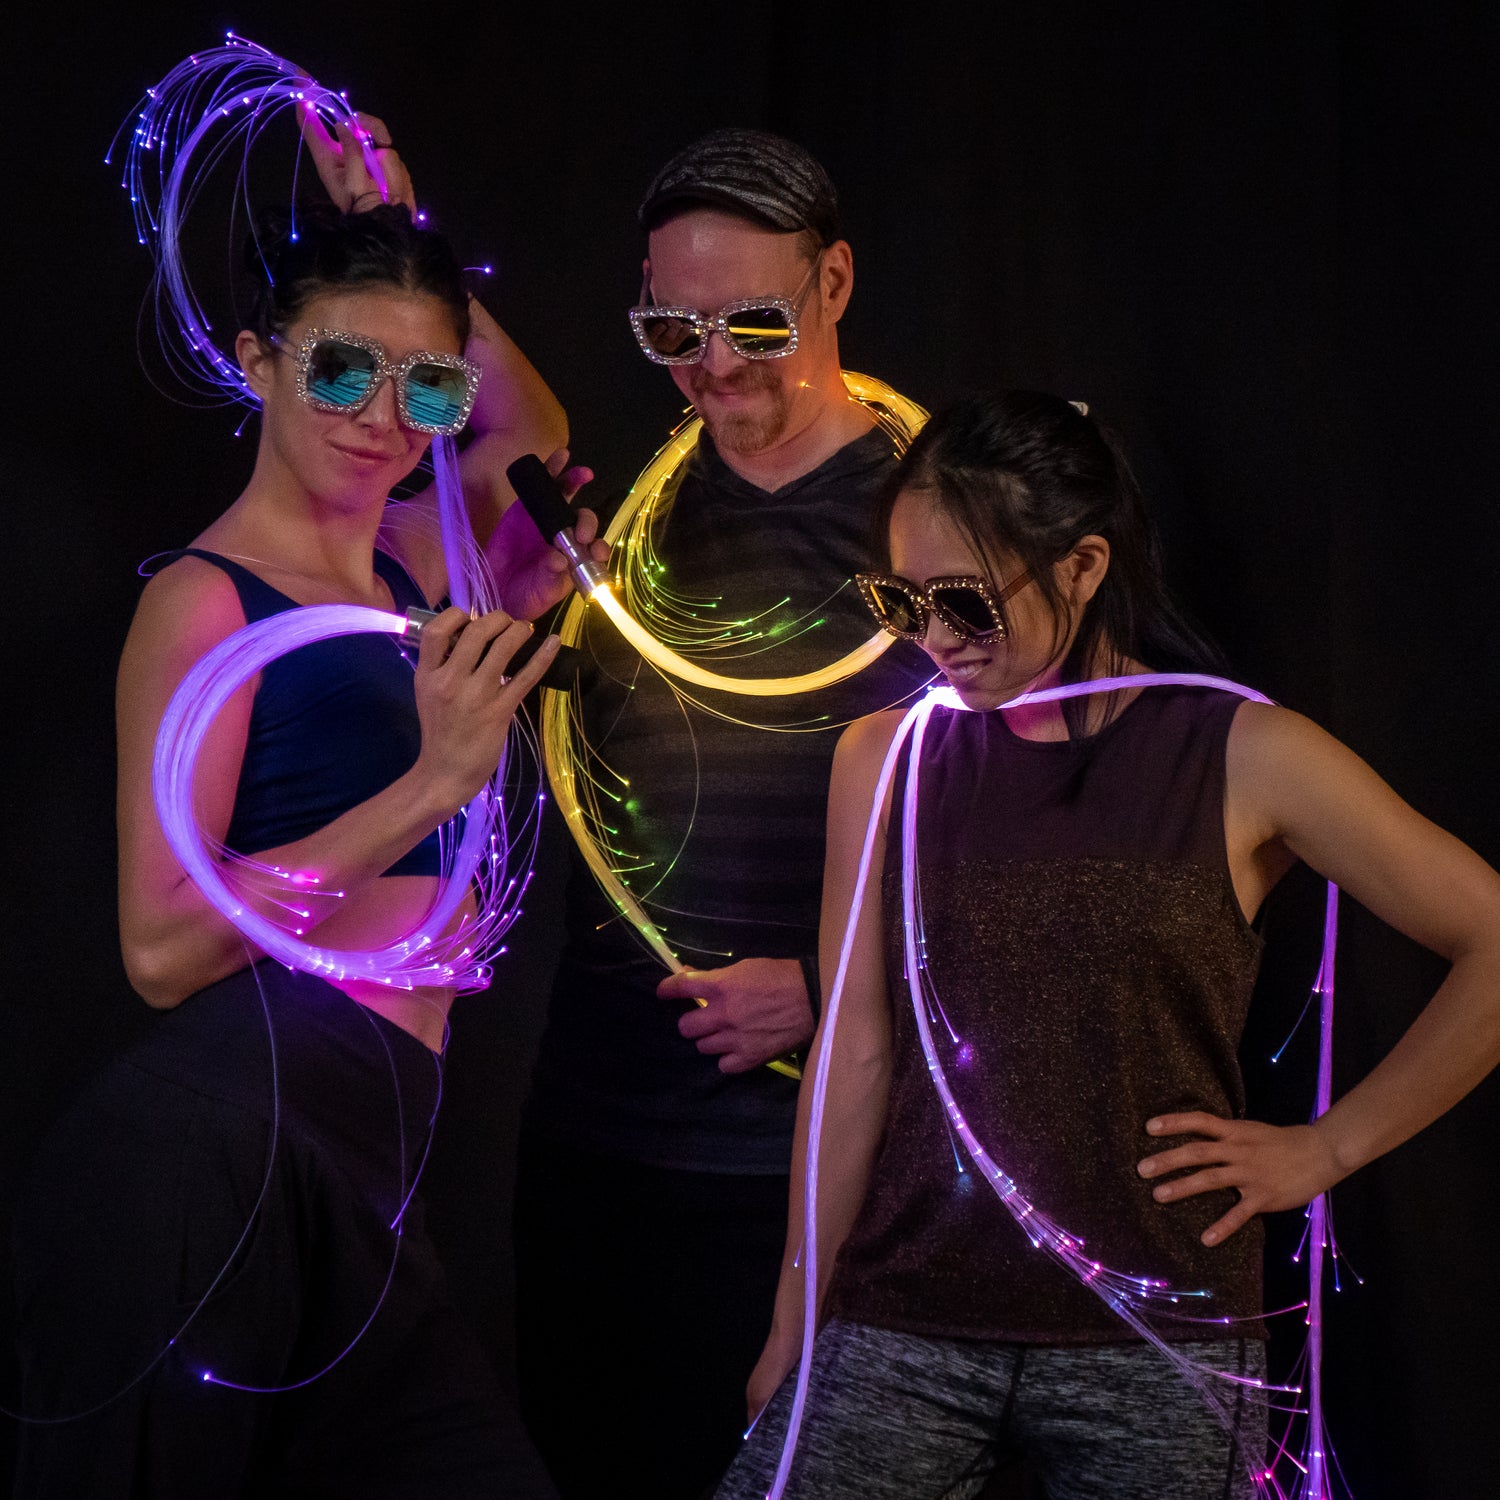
[687,365,792,456]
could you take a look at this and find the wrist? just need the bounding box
[1308,1115,1359,1185]
[401,760,468,836]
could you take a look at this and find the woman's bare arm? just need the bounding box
[116,559,556,1007]
[1141,702,1500,1243]
[745,709,904,1419]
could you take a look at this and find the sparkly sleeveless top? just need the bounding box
[829,686,1266,1344]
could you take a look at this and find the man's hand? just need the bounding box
[660,957,814,1074]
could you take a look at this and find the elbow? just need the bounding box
[121,938,195,1010]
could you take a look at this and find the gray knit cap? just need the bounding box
[637,128,840,245]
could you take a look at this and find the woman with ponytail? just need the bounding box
[719,390,1500,1499]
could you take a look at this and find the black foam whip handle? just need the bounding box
[506,452,575,542]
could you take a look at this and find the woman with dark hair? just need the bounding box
[10,106,594,1498]
[718,390,1500,1498]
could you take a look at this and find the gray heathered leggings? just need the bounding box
[716,1320,1268,1500]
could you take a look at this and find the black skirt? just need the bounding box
[11,963,555,1500]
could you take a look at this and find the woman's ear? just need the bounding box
[236,329,276,402]
[1057,534,1111,609]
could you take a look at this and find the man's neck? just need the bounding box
[712,392,878,494]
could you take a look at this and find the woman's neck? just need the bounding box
[200,468,393,607]
[1001,648,1149,742]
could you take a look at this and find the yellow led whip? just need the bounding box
[521,373,928,1079]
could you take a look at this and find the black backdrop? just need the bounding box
[5,3,1499,1495]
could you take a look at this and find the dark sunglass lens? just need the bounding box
[868,582,923,635]
[638,315,701,359]
[403,364,470,430]
[934,586,1001,637]
[306,340,377,406]
[724,305,793,356]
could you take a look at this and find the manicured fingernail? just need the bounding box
[1202,1230,1219,1245]
[1153,1185,1170,1201]
[1138,1160,1156,1177]
[541,633,560,650]
[1146,1118,1163,1133]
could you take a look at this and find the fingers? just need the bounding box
[572,506,600,545]
[1137,1140,1228,1178]
[352,111,393,149]
[382,155,418,214]
[657,969,721,1002]
[415,606,471,670]
[444,611,530,684]
[1201,1199,1258,1246]
[1147,1165,1237,1203]
[1145,1111,1228,1139]
[297,97,341,162]
[559,467,595,505]
[543,447,571,479]
[352,112,418,214]
[332,119,385,211]
[676,1003,719,1039]
[494,633,561,711]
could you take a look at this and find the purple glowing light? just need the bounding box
[152,597,529,993]
[111,36,383,412]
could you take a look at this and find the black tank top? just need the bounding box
[158,548,440,877]
[829,686,1266,1344]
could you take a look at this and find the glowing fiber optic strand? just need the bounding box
[609,378,926,665]
[563,372,926,697]
[153,600,536,993]
[1262,883,1354,1499]
[202,986,444,1395]
[0,946,286,1427]
[772,675,1347,1500]
[540,378,925,1075]
[111,33,400,410]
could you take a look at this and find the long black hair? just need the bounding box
[879,389,1226,730]
[242,200,470,347]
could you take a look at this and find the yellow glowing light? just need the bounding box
[542,372,928,1081]
[590,582,893,696]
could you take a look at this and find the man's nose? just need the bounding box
[697,331,743,375]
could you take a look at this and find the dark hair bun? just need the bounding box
[241,200,469,344]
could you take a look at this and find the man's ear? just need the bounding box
[820,239,854,323]
[236,329,276,403]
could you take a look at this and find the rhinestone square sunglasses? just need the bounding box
[274,328,482,435]
[855,570,1036,643]
[628,258,823,365]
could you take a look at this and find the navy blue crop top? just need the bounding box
[160,548,442,877]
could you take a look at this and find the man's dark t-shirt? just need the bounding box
[526,425,930,1173]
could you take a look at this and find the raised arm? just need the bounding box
[297,105,582,607]
[745,710,902,1420]
[1140,702,1500,1244]
[116,560,558,1007]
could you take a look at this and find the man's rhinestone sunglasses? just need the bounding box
[628,260,822,365]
